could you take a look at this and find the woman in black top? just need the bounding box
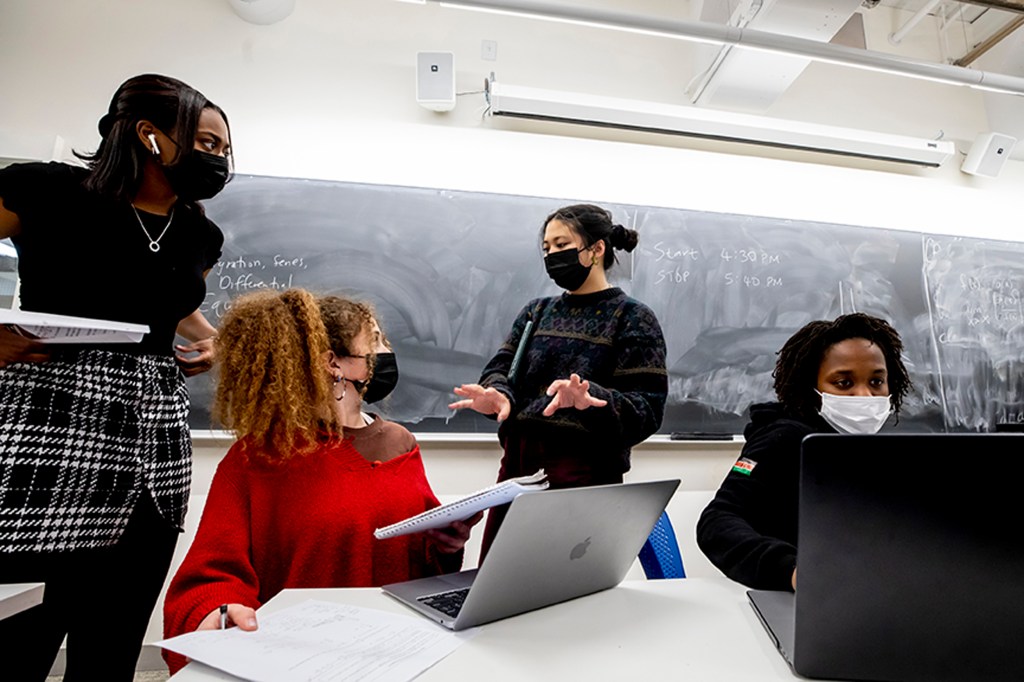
[449,204,668,558]
[696,313,911,591]
[0,74,231,681]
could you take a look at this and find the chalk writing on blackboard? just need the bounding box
[174,174,1024,434]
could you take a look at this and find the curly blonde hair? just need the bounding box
[213,288,337,458]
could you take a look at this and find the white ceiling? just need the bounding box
[857,1,1024,156]
[450,0,1024,156]
[684,0,1024,155]
[875,0,1022,64]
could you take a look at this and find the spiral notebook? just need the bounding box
[373,470,549,540]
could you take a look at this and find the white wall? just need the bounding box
[3,0,1022,673]
[1,0,1022,243]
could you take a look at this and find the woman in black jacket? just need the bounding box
[696,313,911,591]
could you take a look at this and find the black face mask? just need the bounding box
[363,353,399,404]
[163,150,229,201]
[544,248,592,291]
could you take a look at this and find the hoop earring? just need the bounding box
[333,375,346,402]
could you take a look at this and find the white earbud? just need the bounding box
[147,134,161,156]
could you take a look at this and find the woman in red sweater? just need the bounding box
[162,290,478,673]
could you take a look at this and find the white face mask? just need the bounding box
[816,390,892,434]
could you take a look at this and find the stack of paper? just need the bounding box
[155,599,475,682]
[0,309,148,344]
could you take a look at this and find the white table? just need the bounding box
[170,578,817,681]
[0,582,44,621]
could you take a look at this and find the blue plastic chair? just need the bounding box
[638,511,686,579]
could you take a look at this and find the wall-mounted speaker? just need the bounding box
[416,52,456,112]
[961,132,1017,178]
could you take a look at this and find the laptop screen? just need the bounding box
[794,433,1024,682]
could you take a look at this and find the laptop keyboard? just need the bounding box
[417,588,470,617]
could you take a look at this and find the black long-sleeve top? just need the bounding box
[697,402,835,590]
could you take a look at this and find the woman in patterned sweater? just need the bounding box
[450,204,668,557]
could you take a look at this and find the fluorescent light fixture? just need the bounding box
[486,79,956,167]
[436,1,696,41]
[427,0,1024,97]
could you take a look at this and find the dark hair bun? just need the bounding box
[611,224,639,252]
[98,113,115,138]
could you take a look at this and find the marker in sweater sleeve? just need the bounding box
[219,604,228,630]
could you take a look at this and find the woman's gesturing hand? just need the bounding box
[542,373,607,416]
[449,384,512,422]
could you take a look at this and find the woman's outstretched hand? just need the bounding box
[542,373,607,416]
[449,384,512,422]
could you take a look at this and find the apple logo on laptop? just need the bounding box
[570,537,591,560]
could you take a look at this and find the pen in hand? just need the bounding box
[200,603,258,632]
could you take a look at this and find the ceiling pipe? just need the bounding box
[427,0,1024,95]
[686,0,765,104]
[889,0,943,45]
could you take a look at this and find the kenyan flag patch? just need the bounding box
[732,457,757,476]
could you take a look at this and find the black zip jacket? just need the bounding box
[696,402,834,590]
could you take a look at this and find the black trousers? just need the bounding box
[0,493,179,682]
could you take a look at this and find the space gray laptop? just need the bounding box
[749,433,1024,682]
[382,478,679,630]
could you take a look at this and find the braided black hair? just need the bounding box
[773,313,912,419]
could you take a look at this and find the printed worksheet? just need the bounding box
[155,599,476,682]
[0,309,148,344]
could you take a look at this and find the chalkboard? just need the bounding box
[183,174,1024,434]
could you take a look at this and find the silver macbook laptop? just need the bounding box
[749,433,1024,682]
[382,478,679,630]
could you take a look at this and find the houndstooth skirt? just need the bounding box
[0,349,191,553]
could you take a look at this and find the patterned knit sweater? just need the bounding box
[162,433,459,673]
[480,287,668,477]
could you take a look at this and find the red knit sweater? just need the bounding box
[162,433,458,674]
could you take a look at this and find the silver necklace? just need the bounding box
[131,205,174,253]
